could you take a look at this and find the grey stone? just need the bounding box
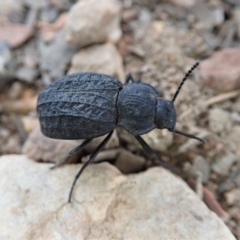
[115,149,146,174]
[212,153,237,176]
[39,30,78,80]
[231,112,240,123]
[226,126,240,158]
[40,7,58,23]
[16,66,39,82]
[138,8,152,24]
[191,0,215,30]
[191,155,210,183]
[212,8,225,26]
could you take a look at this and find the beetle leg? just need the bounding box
[125,73,134,84]
[68,131,113,203]
[135,135,179,175]
[50,139,93,170]
[135,71,142,83]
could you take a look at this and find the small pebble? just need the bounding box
[224,189,240,206]
[191,156,210,183]
[212,153,237,176]
[209,108,232,134]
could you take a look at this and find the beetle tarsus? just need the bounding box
[50,138,93,170]
[68,131,113,203]
[125,73,134,84]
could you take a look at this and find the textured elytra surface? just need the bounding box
[37,72,122,139]
[117,83,158,135]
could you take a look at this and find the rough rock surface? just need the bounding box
[0,155,235,240]
[22,126,82,164]
[68,43,125,83]
[65,0,122,47]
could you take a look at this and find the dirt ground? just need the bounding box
[0,0,240,238]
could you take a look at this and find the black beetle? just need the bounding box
[37,62,205,202]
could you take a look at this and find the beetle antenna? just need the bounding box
[172,62,200,103]
[169,128,206,143]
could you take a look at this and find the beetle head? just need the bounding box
[156,62,206,143]
[155,99,176,130]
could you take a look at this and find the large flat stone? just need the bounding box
[0,155,235,240]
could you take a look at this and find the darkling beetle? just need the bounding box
[37,62,205,203]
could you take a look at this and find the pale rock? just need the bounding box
[225,189,240,206]
[0,155,235,240]
[170,0,196,8]
[219,162,240,193]
[117,128,173,153]
[82,149,119,163]
[0,0,23,25]
[122,9,138,22]
[142,129,173,152]
[22,126,82,164]
[0,42,12,75]
[138,8,152,24]
[68,43,125,82]
[21,115,39,134]
[65,0,122,47]
[209,108,232,134]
